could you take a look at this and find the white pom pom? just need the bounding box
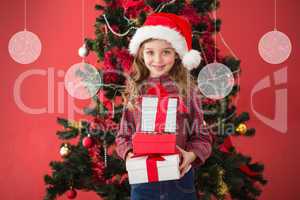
[78,44,89,58]
[182,49,202,70]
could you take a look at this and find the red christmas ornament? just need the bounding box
[122,0,144,11]
[219,137,233,153]
[82,136,93,148]
[103,72,119,84]
[107,143,116,156]
[111,174,121,184]
[122,0,146,18]
[66,189,77,199]
[180,5,201,26]
[114,95,123,106]
[120,173,128,184]
[239,165,260,177]
[115,48,133,74]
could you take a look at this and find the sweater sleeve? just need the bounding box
[115,106,136,160]
[186,87,213,167]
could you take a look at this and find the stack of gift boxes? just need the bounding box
[125,94,181,184]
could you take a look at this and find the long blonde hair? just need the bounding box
[123,39,197,110]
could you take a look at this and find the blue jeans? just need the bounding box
[131,168,197,200]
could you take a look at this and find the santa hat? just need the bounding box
[128,12,202,70]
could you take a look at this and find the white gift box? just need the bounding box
[141,97,178,133]
[126,154,180,184]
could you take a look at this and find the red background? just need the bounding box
[0,0,299,199]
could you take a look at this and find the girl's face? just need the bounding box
[142,39,177,78]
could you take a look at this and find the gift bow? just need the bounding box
[130,153,165,182]
[146,83,188,132]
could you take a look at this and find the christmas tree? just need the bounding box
[44,0,267,199]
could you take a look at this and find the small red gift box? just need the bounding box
[132,132,176,154]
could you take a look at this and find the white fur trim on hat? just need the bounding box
[129,25,187,57]
[182,49,202,70]
[129,25,201,70]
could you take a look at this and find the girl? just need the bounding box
[116,12,213,200]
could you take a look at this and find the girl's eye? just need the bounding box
[163,51,171,55]
[145,51,153,55]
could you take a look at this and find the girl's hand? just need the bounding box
[176,146,197,177]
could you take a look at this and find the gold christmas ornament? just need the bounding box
[132,18,141,26]
[218,169,225,176]
[235,123,247,135]
[68,120,82,129]
[217,168,229,196]
[60,144,71,157]
[217,181,229,196]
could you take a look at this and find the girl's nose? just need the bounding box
[153,53,163,63]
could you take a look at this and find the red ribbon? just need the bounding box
[146,83,187,132]
[146,154,165,182]
[132,151,179,182]
[147,83,168,132]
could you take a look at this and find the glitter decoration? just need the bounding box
[8,30,42,64]
[197,62,234,100]
[64,62,102,99]
[258,30,292,64]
